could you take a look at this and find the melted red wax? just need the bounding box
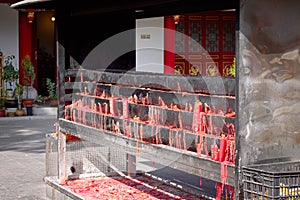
[63,176,201,200]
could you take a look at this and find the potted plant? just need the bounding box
[21,55,36,107]
[3,55,19,100]
[22,55,35,86]
[0,96,5,117]
[46,78,58,107]
[15,83,25,116]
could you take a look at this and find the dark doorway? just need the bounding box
[36,10,56,97]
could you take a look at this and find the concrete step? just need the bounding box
[0,104,57,120]
[33,106,57,116]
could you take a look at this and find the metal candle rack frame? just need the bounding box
[55,68,237,199]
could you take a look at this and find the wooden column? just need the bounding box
[164,16,175,74]
[19,11,32,86]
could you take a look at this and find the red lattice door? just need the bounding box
[175,11,236,77]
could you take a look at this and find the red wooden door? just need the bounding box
[175,11,236,77]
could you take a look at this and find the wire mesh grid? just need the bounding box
[242,161,300,200]
[45,133,127,179]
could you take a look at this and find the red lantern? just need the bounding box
[27,9,35,23]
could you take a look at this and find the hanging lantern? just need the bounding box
[27,9,35,23]
[173,15,180,24]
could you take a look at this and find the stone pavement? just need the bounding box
[0,106,218,199]
[0,113,57,200]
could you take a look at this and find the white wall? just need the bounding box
[0,4,19,69]
[136,17,164,73]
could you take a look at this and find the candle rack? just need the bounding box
[51,69,237,199]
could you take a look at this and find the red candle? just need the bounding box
[197,100,203,112]
[104,103,108,114]
[123,98,128,119]
[110,98,117,116]
[66,76,71,82]
[55,122,58,134]
[178,113,183,129]
[80,72,83,82]
[204,103,210,113]
[209,115,213,134]
[219,134,227,162]
[98,103,102,114]
[192,101,199,133]
[215,182,222,200]
[199,112,203,132]
[211,142,219,161]
[72,110,76,122]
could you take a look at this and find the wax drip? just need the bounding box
[168,129,173,147]
[183,131,187,152]
[139,124,143,141]
[178,113,183,129]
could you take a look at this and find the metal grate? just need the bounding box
[45,133,127,179]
